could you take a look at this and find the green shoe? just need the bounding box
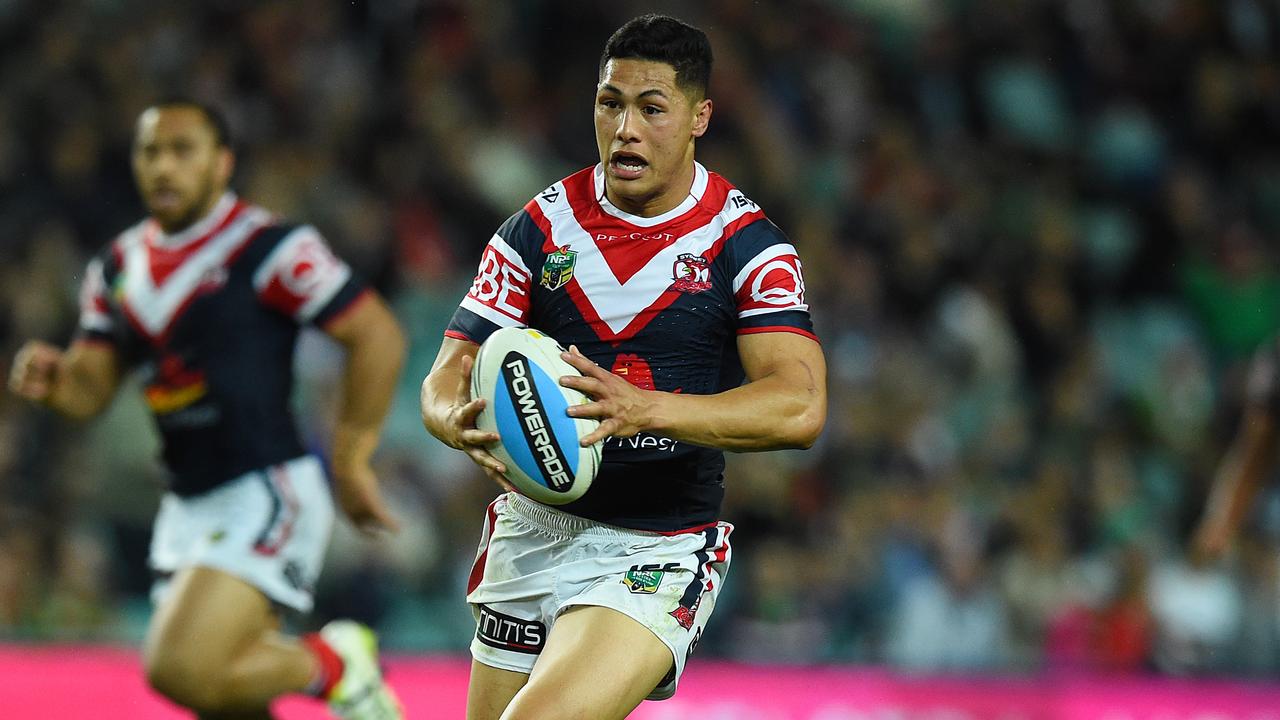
[320,620,404,720]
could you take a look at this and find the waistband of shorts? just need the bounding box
[505,492,653,538]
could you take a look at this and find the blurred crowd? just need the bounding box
[3,0,1280,677]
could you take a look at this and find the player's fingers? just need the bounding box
[455,397,487,426]
[566,401,605,419]
[560,350,608,380]
[559,373,605,398]
[580,418,621,446]
[483,467,516,493]
[361,501,401,535]
[466,447,506,475]
[458,427,500,446]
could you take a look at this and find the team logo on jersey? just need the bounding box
[624,562,679,594]
[539,248,577,291]
[672,253,712,293]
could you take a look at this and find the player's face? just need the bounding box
[595,58,712,217]
[132,107,233,233]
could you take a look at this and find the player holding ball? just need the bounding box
[420,14,827,720]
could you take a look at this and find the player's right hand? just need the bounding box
[9,341,63,404]
[433,353,514,493]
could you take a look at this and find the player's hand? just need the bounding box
[434,354,514,493]
[331,461,401,536]
[9,341,63,404]
[1191,515,1234,564]
[560,345,653,446]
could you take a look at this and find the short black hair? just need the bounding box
[147,98,232,148]
[599,14,712,98]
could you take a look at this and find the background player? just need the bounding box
[8,101,405,720]
[421,14,827,720]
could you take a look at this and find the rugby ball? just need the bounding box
[472,327,601,505]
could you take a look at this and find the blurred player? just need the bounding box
[1194,337,1280,562]
[421,14,827,720]
[9,101,405,720]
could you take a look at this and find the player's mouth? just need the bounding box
[609,151,648,180]
[148,188,183,211]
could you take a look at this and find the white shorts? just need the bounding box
[149,455,335,613]
[466,492,732,701]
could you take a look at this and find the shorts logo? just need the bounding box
[540,248,577,291]
[671,595,702,630]
[476,604,546,655]
[623,562,679,594]
[672,253,711,293]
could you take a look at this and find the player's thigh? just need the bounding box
[144,565,277,676]
[505,605,672,720]
[467,660,529,720]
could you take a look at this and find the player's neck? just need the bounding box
[605,162,697,218]
[153,192,236,243]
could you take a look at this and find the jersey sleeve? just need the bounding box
[445,210,540,345]
[73,254,118,346]
[729,219,817,341]
[252,225,367,326]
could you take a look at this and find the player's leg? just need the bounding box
[498,606,673,720]
[146,458,400,718]
[466,661,528,720]
[143,565,313,714]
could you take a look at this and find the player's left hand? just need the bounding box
[560,345,653,446]
[332,462,401,537]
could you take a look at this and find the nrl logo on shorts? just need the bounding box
[540,248,577,291]
[623,562,678,594]
[672,253,711,293]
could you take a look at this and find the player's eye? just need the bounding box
[598,98,620,109]
[642,105,663,116]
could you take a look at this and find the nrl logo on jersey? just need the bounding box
[672,253,711,293]
[540,248,577,291]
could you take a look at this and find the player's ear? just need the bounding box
[216,147,235,184]
[691,98,712,139]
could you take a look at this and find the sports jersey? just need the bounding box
[76,193,367,496]
[446,163,815,531]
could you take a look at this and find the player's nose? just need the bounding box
[615,107,643,143]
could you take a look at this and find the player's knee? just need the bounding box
[144,645,226,712]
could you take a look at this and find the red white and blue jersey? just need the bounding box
[76,193,367,496]
[447,163,816,531]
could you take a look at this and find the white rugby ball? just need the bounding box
[472,327,601,505]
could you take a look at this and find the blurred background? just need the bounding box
[2,0,1280,692]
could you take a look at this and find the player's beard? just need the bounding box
[156,165,223,233]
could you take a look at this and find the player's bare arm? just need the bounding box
[1193,403,1279,561]
[9,339,121,420]
[561,331,826,451]
[420,336,514,491]
[323,292,406,534]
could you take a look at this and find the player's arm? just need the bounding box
[561,331,827,451]
[419,337,513,491]
[1193,402,1279,562]
[9,339,122,420]
[322,292,406,533]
